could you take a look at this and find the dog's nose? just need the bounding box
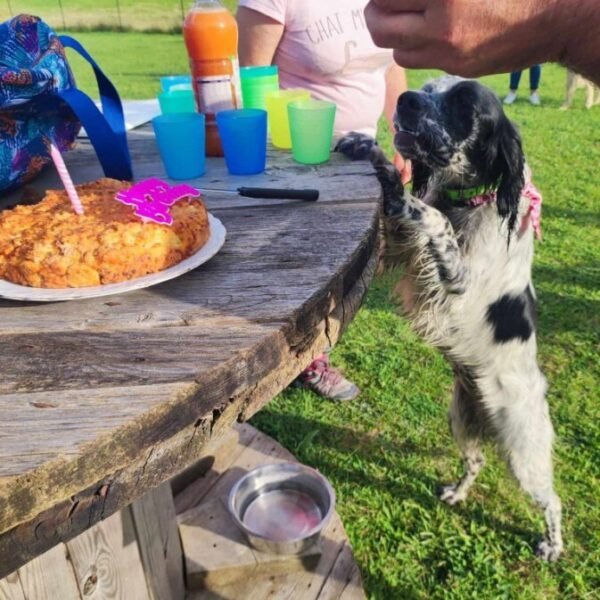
[398,91,426,115]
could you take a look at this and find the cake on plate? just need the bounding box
[0,178,210,288]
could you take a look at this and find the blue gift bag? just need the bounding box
[0,14,132,194]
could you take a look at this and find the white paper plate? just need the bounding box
[0,213,226,302]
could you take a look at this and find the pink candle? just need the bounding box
[49,143,84,215]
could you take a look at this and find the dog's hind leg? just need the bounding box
[585,81,595,109]
[560,70,577,110]
[440,378,485,504]
[494,380,563,561]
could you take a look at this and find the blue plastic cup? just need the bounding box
[216,109,267,175]
[158,89,196,114]
[152,113,205,180]
[160,75,192,92]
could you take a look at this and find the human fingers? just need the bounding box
[392,47,487,78]
[393,153,412,184]
[369,0,427,10]
[365,2,428,50]
[393,152,405,172]
[392,47,433,70]
[402,159,412,185]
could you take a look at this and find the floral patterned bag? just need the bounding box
[0,14,132,194]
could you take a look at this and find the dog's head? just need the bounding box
[395,79,525,233]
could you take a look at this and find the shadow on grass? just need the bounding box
[250,410,542,557]
[542,203,600,226]
[534,266,599,340]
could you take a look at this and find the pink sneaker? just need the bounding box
[298,355,360,401]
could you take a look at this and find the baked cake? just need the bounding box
[0,178,210,288]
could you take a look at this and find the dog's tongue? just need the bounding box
[394,131,418,153]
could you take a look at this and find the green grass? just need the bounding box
[0,0,238,32]
[65,32,600,599]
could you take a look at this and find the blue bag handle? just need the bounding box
[57,35,133,181]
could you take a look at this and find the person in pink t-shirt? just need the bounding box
[237,0,408,401]
[237,0,406,138]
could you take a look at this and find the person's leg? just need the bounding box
[510,70,522,90]
[504,71,522,104]
[529,65,542,105]
[529,65,542,91]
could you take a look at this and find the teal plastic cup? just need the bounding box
[288,99,337,164]
[216,109,267,175]
[160,75,192,92]
[158,89,196,114]
[240,65,280,110]
[152,113,205,180]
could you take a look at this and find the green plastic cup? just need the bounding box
[264,89,311,149]
[240,66,280,110]
[158,89,196,114]
[288,99,337,164]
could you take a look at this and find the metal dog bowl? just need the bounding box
[227,462,336,555]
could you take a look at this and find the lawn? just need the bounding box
[65,30,599,600]
[0,0,238,31]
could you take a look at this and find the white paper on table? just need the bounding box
[78,99,160,137]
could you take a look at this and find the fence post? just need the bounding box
[57,0,66,30]
[115,0,123,29]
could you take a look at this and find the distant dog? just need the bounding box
[337,78,563,560]
[560,69,600,109]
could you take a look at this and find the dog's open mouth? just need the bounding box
[394,122,453,166]
[393,126,419,156]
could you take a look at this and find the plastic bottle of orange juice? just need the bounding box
[183,0,241,156]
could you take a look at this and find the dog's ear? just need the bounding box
[491,116,525,236]
[411,161,431,198]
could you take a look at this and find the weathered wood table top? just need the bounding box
[0,125,380,578]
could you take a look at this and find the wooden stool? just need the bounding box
[174,424,365,600]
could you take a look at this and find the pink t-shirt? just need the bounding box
[238,0,393,137]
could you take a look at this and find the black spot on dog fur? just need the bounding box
[427,240,450,282]
[486,289,535,342]
[408,205,422,220]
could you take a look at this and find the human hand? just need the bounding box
[364,0,567,77]
[394,152,412,185]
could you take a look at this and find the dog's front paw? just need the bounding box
[439,484,468,505]
[535,539,563,562]
[335,132,377,161]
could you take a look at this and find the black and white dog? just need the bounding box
[337,78,563,560]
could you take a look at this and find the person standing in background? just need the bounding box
[237,0,409,401]
[504,65,542,106]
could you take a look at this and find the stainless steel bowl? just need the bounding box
[227,462,336,555]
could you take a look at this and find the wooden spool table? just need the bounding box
[0,125,379,597]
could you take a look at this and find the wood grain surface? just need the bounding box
[130,483,185,600]
[178,424,365,599]
[66,509,149,600]
[0,126,380,577]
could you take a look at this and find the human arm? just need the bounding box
[364,0,600,85]
[383,63,412,184]
[383,63,406,132]
[236,6,285,66]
